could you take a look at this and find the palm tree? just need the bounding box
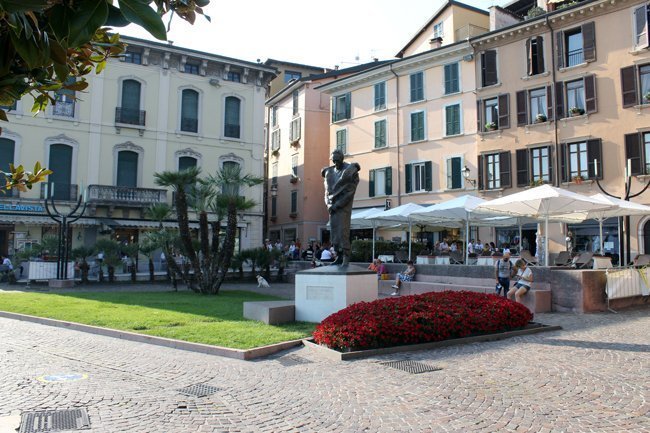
[71,246,94,284]
[145,203,172,229]
[94,239,120,283]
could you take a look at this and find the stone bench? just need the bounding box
[243,301,295,325]
[378,275,551,314]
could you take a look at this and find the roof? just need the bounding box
[502,0,537,17]
[264,58,327,73]
[396,0,489,58]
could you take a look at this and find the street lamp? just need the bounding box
[462,165,477,187]
[270,183,278,197]
[594,158,650,265]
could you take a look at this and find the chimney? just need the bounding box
[429,37,443,49]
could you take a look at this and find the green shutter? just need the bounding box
[405,163,412,193]
[117,151,138,187]
[0,138,15,176]
[424,161,432,191]
[224,96,241,138]
[122,80,141,110]
[345,93,351,119]
[49,143,73,199]
[385,167,392,195]
[451,157,462,189]
[369,169,375,197]
[331,97,335,123]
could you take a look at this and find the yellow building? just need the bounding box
[0,36,276,258]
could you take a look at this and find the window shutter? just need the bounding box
[546,145,554,183]
[345,93,351,119]
[425,161,433,191]
[555,82,565,119]
[386,167,392,195]
[451,158,461,189]
[330,97,335,123]
[369,169,376,197]
[445,106,453,135]
[560,143,568,183]
[526,38,533,76]
[536,36,545,73]
[555,30,565,69]
[117,151,138,188]
[584,75,597,114]
[0,139,15,186]
[582,22,596,62]
[122,80,141,110]
[647,6,650,47]
[516,90,528,126]
[586,139,602,180]
[477,155,484,190]
[498,94,510,129]
[444,64,451,94]
[483,50,498,86]
[516,148,529,187]
[499,151,511,188]
[476,99,483,133]
[546,85,554,120]
[621,66,639,108]
[625,133,643,175]
[405,164,412,193]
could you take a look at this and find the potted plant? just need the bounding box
[535,113,547,123]
[530,178,544,187]
[573,174,584,184]
[289,174,298,184]
[569,107,585,117]
[485,121,497,131]
[644,92,650,104]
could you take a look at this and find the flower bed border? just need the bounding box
[303,322,562,361]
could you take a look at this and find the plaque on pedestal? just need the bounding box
[295,265,377,323]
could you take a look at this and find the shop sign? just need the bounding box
[0,203,45,213]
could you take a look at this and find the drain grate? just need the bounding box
[276,355,313,367]
[177,383,220,397]
[379,360,442,374]
[19,408,90,433]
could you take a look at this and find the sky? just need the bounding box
[121,0,512,69]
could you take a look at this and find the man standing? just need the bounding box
[495,252,513,297]
[322,149,360,266]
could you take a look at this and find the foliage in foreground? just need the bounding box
[313,291,533,351]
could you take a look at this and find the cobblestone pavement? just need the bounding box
[0,298,648,432]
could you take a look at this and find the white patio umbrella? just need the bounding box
[555,193,650,255]
[475,184,613,266]
[368,202,426,260]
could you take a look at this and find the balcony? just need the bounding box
[40,183,78,201]
[115,107,146,127]
[87,185,166,206]
[52,100,75,118]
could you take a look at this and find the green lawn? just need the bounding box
[0,290,314,349]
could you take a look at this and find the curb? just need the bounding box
[303,323,563,361]
[0,310,303,361]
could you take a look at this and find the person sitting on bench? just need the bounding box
[508,259,533,304]
[391,260,416,296]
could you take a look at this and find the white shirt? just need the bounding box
[3,257,12,270]
[320,249,333,260]
[517,267,533,287]
[467,243,474,254]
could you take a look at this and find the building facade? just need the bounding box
[0,36,275,257]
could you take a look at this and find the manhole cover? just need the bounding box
[177,384,220,397]
[379,360,442,374]
[276,355,313,367]
[19,408,90,433]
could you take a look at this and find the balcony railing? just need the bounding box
[87,185,166,206]
[52,100,75,118]
[40,183,78,201]
[115,107,146,126]
[567,49,584,67]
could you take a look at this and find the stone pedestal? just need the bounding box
[295,265,377,323]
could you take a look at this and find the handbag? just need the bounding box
[495,283,502,295]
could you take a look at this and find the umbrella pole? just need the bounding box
[408,219,413,261]
[518,220,523,255]
[599,219,604,255]
[372,222,376,260]
[465,218,470,265]
[545,215,549,267]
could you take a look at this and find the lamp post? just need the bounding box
[462,165,477,187]
[44,183,88,285]
[593,158,650,265]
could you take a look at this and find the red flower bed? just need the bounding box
[313,291,533,351]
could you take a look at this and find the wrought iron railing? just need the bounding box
[52,100,75,118]
[87,185,166,205]
[115,107,146,126]
[567,49,584,67]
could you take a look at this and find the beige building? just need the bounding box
[264,59,326,98]
[0,36,275,258]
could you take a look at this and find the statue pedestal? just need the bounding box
[295,265,377,323]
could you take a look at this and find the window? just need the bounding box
[48,144,73,200]
[556,22,596,69]
[290,190,297,214]
[516,86,553,125]
[566,80,585,113]
[271,196,277,218]
[480,50,498,87]
[485,98,498,127]
[516,146,553,187]
[271,129,281,151]
[224,96,241,138]
[0,138,15,185]
[374,119,387,148]
[184,62,199,75]
[477,95,511,131]
[410,72,424,102]
[123,48,142,64]
[291,154,298,177]
[332,93,351,122]
[179,156,197,172]
[526,36,545,76]
[405,161,432,193]
[621,64,650,107]
[292,90,299,116]
[560,139,602,182]
[284,70,302,83]
[433,22,444,39]
[180,89,199,133]
[336,129,347,154]
[118,79,143,125]
[478,151,511,190]
[116,150,138,187]
[53,77,75,118]
[369,167,392,197]
[634,4,650,48]
[444,63,459,94]
[271,106,278,127]
[289,117,301,142]
[445,104,461,136]
[227,71,241,82]
[625,132,650,175]
[221,161,240,196]
[374,82,386,111]
[556,75,596,117]
[446,157,462,190]
[271,162,278,185]
[410,111,425,142]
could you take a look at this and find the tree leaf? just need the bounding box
[0,109,7,122]
[106,4,130,27]
[117,0,166,40]
[0,0,51,13]
[69,0,109,47]
[49,39,67,65]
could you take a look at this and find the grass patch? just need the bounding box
[0,290,314,349]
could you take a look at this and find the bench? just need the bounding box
[379,274,551,313]
[243,301,295,325]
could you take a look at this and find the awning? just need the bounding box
[0,214,98,226]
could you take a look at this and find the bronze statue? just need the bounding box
[321,149,360,266]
